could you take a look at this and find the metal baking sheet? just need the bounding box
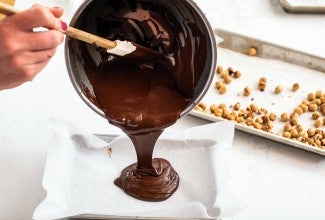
[279,0,325,13]
[190,29,325,156]
[69,214,209,220]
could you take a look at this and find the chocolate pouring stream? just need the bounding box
[67,0,213,202]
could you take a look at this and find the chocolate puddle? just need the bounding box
[69,0,208,202]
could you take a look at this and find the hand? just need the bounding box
[0,4,65,91]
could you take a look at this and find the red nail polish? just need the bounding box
[61,21,67,31]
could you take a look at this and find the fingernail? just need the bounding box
[60,21,67,31]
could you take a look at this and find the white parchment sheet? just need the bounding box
[33,120,240,219]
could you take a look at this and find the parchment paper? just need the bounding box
[33,120,240,219]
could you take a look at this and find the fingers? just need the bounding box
[8,48,57,68]
[0,4,64,91]
[26,30,64,51]
[0,49,55,90]
[50,7,64,18]
[18,59,51,84]
[26,48,57,64]
[12,4,64,31]
[0,4,65,51]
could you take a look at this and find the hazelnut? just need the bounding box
[258,77,267,91]
[315,119,323,128]
[283,123,291,132]
[294,107,303,115]
[214,108,223,117]
[234,103,241,111]
[194,106,203,112]
[315,140,322,147]
[248,47,258,56]
[302,100,310,105]
[269,112,277,121]
[225,114,235,121]
[231,111,239,118]
[320,96,325,104]
[290,117,299,126]
[215,81,223,89]
[222,109,231,118]
[299,104,308,113]
[216,65,223,74]
[260,77,267,83]
[283,131,291,138]
[290,113,299,119]
[292,83,300,92]
[314,99,321,106]
[308,103,318,112]
[198,103,206,110]
[281,113,289,122]
[236,117,245,123]
[255,117,264,124]
[296,124,303,132]
[315,90,323,99]
[298,131,308,139]
[220,70,229,79]
[307,93,315,101]
[227,67,234,75]
[314,133,323,140]
[290,128,299,138]
[312,112,320,120]
[274,86,283,94]
[234,71,242,78]
[218,85,227,94]
[210,104,218,113]
[307,128,316,137]
[223,75,232,84]
[250,103,258,112]
[306,138,314,145]
[246,117,254,126]
[244,87,251,97]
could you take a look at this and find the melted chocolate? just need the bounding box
[70,0,208,201]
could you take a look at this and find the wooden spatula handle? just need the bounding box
[65,27,116,50]
[0,2,19,15]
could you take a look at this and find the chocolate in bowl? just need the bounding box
[65,0,216,202]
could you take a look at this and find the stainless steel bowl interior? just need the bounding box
[65,0,217,119]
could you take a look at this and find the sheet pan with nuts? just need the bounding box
[190,29,325,156]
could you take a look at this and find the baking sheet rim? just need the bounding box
[189,111,325,156]
[279,0,325,13]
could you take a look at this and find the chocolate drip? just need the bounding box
[69,0,208,201]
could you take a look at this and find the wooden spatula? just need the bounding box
[0,2,163,58]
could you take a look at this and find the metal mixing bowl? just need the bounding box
[65,0,217,119]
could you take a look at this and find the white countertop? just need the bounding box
[1,0,325,219]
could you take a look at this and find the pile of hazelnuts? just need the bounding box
[195,63,325,149]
